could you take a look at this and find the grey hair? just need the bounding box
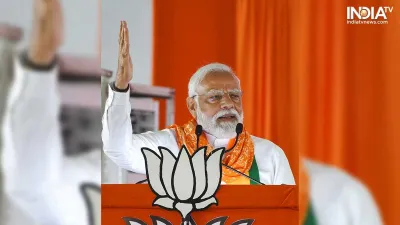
[188,63,240,97]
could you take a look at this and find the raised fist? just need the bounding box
[115,21,133,90]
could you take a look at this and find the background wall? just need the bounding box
[101,0,152,85]
[0,0,153,84]
[0,0,98,58]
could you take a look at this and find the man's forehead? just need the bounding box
[198,72,240,92]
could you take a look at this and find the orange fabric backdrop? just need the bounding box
[294,0,400,224]
[235,0,299,182]
[152,0,236,128]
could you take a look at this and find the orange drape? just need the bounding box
[294,0,400,224]
[236,0,400,224]
[235,0,299,182]
[152,0,236,128]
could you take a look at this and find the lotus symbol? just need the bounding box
[123,216,255,225]
[141,145,224,221]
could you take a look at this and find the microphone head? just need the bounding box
[195,125,203,136]
[236,123,243,134]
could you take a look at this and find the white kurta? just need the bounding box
[102,85,295,185]
[304,159,383,225]
[1,56,100,225]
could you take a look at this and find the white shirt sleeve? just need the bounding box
[2,55,63,193]
[102,85,178,174]
[2,55,64,225]
[273,145,296,185]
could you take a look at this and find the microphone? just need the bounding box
[225,123,243,153]
[195,125,203,150]
[236,123,244,134]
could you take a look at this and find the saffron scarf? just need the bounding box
[169,119,255,184]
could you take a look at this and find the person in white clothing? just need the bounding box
[102,21,295,185]
[302,159,383,225]
[0,0,100,225]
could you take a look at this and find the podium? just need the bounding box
[102,184,298,225]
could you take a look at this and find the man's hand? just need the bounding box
[28,0,64,66]
[115,21,133,90]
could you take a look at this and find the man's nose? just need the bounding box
[220,95,234,110]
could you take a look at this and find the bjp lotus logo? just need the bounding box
[123,216,255,225]
[141,146,224,221]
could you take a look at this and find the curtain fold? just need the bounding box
[236,0,299,182]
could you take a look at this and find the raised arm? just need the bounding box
[1,0,65,224]
[101,21,178,174]
[2,0,63,195]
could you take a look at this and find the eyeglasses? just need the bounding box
[191,89,243,104]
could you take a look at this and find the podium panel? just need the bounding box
[102,184,298,225]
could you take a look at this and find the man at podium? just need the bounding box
[102,21,295,185]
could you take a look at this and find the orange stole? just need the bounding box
[169,119,254,184]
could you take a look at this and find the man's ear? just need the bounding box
[186,97,197,118]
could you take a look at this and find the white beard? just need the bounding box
[196,107,244,139]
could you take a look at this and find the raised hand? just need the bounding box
[115,21,133,90]
[28,0,64,66]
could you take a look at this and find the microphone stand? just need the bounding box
[222,164,264,185]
